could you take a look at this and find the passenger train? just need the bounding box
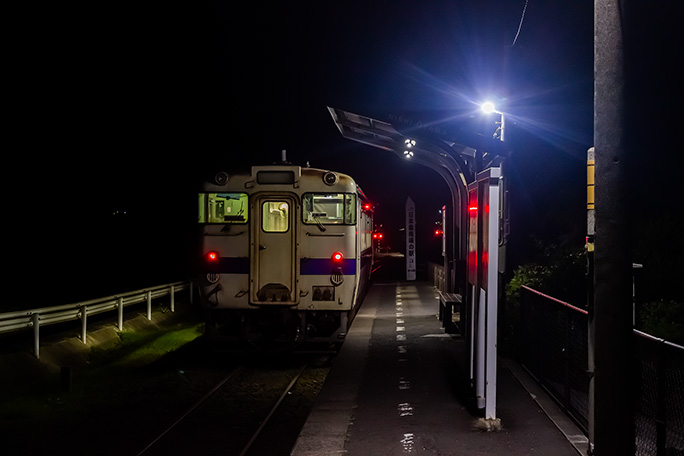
[197,159,373,349]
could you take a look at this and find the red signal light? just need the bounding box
[331,252,344,263]
[206,251,219,262]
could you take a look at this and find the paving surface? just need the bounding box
[292,281,586,456]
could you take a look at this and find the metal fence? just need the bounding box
[0,281,194,359]
[519,285,684,456]
[519,285,590,432]
[634,330,684,456]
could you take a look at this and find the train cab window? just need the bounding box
[303,193,356,225]
[198,193,248,224]
[262,201,289,232]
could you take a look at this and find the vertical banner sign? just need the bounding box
[406,197,416,280]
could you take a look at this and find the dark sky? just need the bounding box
[5,1,681,307]
[198,0,596,252]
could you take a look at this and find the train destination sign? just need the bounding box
[406,197,416,281]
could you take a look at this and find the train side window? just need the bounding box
[344,193,356,224]
[262,201,289,233]
[303,193,356,225]
[198,193,248,224]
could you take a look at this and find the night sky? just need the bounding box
[5,1,681,309]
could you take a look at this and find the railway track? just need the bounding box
[136,354,328,456]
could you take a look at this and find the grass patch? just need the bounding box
[0,316,212,455]
[1,321,205,422]
[88,322,204,368]
[114,324,205,366]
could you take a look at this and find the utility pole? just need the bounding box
[590,1,635,454]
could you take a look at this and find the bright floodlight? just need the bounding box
[481,101,496,114]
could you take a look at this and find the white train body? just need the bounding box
[198,165,372,346]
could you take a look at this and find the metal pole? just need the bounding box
[170,285,175,313]
[32,313,40,359]
[485,176,500,421]
[80,306,88,343]
[475,290,486,409]
[586,146,596,439]
[118,297,124,330]
[591,0,635,454]
[147,291,152,320]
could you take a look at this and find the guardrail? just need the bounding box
[0,281,195,359]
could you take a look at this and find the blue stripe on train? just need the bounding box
[209,257,356,275]
[300,258,356,275]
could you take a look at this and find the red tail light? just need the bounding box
[206,251,219,262]
[331,252,344,263]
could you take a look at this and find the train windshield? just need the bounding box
[262,201,289,232]
[198,193,248,223]
[302,193,356,225]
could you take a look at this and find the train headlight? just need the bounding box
[205,252,220,283]
[330,252,344,286]
[206,273,220,284]
[323,172,339,186]
[214,172,229,185]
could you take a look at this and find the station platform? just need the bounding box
[291,281,587,456]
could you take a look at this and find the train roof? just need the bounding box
[202,164,367,197]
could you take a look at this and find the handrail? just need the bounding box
[521,285,589,315]
[633,328,684,351]
[0,280,195,359]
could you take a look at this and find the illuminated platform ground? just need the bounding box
[291,282,586,456]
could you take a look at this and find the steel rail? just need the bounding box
[137,363,308,456]
[136,365,244,456]
[238,364,308,456]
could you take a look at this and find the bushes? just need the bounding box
[505,240,586,309]
[503,235,684,346]
[639,300,684,346]
[501,240,586,355]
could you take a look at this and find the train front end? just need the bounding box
[197,165,371,348]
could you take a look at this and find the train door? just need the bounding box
[251,194,298,304]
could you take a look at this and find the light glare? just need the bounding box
[481,101,496,114]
